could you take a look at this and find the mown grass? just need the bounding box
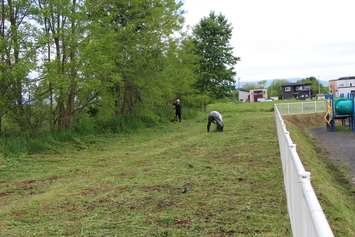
[0,101,354,236]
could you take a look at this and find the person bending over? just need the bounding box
[207,111,224,132]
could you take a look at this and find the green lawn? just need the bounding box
[0,101,354,236]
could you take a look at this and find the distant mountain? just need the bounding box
[237,78,328,88]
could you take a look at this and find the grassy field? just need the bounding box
[0,101,354,236]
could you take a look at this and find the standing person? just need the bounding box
[207,111,224,132]
[172,99,182,122]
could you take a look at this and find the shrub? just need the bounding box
[0,106,198,156]
[74,116,97,135]
[0,137,27,157]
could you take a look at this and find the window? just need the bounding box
[295,86,303,91]
[284,87,291,92]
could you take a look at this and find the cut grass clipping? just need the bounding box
[0,101,354,236]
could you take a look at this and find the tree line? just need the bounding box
[241,77,329,99]
[0,0,239,136]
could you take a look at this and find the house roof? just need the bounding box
[338,76,355,80]
[239,88,250,92]
[281,82,312,87]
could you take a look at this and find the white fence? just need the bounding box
[276,101,326,115]
[274,103,334,237]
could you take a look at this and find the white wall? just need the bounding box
[239,90,249,102]
[335,79,355,97]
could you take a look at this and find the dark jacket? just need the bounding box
[172,102,182,114]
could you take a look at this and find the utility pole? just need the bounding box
[318,76,320,94]
[238,77,241,101]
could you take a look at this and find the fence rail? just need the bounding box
[276,101,326,115]
[274,103,334,237]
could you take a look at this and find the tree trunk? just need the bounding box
[67,86,75,126]
[115,84,121,117]
[67,0,77,127]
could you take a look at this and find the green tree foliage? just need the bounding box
[34,0,90,130]
[192,11,240,102]
[297,76,329,95]
[159,36,200,106]
[257,80,268,88]
[0,0,201,136]
[242,83,258,90]
[0,0,38,135]
[82,0,186,117]
[242,80,267,90]
[267,79,291,99]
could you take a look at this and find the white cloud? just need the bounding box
[181,0,355,82]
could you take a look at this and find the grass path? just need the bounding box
[1,102,353,236]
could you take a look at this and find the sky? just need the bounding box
[181,0,355,83]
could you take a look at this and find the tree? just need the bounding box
[267,79,291,99]
[242,81,267,90]
[242,83,258,90]
[83,0,186,117]
[0,0,203,136]
[297,76,329,96]
[34,0,87,130]
[0,0,38,135]
[192,11,240,105]
[158,36,200,105]
[257,80,268,88]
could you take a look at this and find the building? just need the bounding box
[281,82,312,100]
[237,88,272,103]
[328,76,355,97]
[328,80,336,95]
[249,89,268,103]
[315,94,325,100]
[238,88,250,102]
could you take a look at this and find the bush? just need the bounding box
[0,137,27,157]
[153,107,199,121]
[93,113,159,134]
[181,107,199,120]
[153,107,174,121]
[0,106,199,157]
[26,137,51,154]
[74,116,97,135]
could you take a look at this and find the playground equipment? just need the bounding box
[324,93,355,132]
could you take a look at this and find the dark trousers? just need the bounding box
[175,111,181,122]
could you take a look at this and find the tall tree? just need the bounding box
[242,83,258,90]
[297,76,328,96]
[159,36,200,106]
[84,0,185,117]
[257,80,268,88]
[0,0,201,136]
[267,79,291,99]
[192,11,240,105]
[36,0,89,129]
[0,0,37,134]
